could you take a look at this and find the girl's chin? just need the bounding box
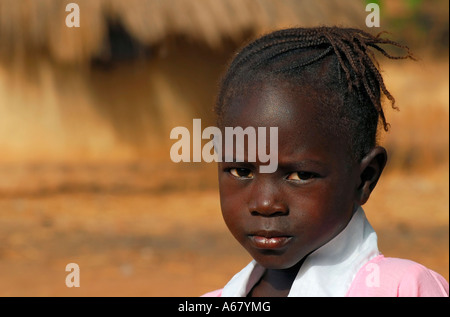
[250,253,303,271]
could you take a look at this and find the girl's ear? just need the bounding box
[356,146,387,205]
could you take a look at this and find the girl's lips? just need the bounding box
[248,235,293,250]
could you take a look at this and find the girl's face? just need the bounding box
[218,81,362,270]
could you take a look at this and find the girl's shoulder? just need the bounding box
[347,255,449,297]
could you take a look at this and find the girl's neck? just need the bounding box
[248,260,304,297]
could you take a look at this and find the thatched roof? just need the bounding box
[0,0,366,63]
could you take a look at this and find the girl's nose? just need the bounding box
[248,180,288,217]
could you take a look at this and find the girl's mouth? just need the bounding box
[248,232,293,250]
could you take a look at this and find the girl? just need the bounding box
[203,27,449,297]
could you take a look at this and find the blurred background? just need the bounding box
[0,0,447,296]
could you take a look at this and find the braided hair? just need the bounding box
[215,27,415,162]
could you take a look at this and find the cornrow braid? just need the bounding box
[215,26,415,161]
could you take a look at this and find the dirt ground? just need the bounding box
[0,160,447,297]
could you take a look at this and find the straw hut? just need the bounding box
[0,0,367,164]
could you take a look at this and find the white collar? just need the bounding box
[221,206,380,297]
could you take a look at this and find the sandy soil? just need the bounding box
[0,161,447,297]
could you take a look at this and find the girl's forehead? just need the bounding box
[222,80,329,128]
[221,80,351,159]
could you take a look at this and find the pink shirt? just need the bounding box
[202,255,449,297]
[346,255,448,296]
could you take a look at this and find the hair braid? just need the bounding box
[216,26,415,160]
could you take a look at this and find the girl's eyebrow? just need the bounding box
[277,158,328,170]
[220,153,325,165]
[220,161,256,170]
[220,154,247,163]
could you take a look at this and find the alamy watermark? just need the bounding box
[64,2,380,29]
[65,3,80,28]
[365,2,380,28]
[170,119,278,173]
[365,262,380,288]
[65,263,80,288]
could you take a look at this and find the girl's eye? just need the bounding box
[229,168,254,179]
[287,172,317,182]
